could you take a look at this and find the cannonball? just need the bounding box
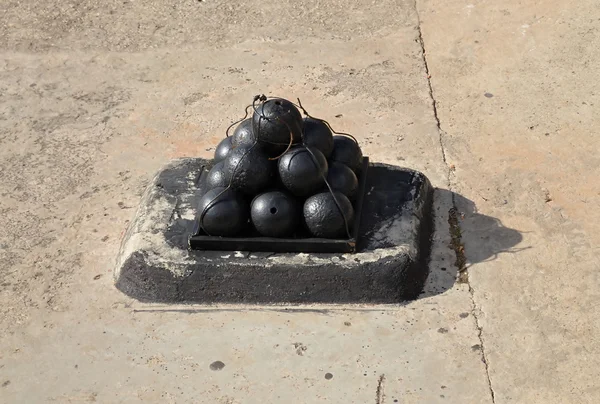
[205,161,230,190]
[303,192,355,239]
[252,98,303,154]
[326,162,358,200]
[250,191,300,238]
[330,136,363,172]
[302,117,333,158]
[214,136,234,163]
[197,187,249,236]
[223,144,274,195]
[232,118,255,148]
[278,146,328,197]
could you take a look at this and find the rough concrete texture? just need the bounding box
[416,0,600,402]
[115,158,433,303]
[0,0,596,402]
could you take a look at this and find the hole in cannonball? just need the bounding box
[274,100,281,105]
[270,207,277,214]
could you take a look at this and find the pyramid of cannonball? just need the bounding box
[199,96,363,239]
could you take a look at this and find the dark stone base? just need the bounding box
[114,158,434,303]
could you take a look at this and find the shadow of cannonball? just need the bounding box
[451,191,525,266]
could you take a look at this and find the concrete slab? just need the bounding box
[418,0,600,402]
[0,0,497,402]
[1,296,492,403]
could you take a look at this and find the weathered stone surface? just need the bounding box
[115,158,434,303]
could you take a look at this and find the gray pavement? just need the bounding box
[0,0,598,402]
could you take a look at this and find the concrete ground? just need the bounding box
[1,0,598,402]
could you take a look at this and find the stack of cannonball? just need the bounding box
[198,96,363,239]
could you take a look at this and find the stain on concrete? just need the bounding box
[183,92,207,106]
[448,207,468,283]
[209,361,225,371]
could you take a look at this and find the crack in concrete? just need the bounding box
[376,374,386,404]
[469,287,496,403]
[413,3,496,402]
[413,5,447,178]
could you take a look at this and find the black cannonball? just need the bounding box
[224,144,274,195]
[252,98,303,154]
[251,191,300,237]
[197,187,249,236]
[214,136,234,163]
[206,161,230,190]
[278,146,328,197]
[326,161,358,200]
[330,136,363,172]
[302,117,333,158]
[232,118,255,148]
[303,192,355,239]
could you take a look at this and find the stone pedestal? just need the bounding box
[114,158,434,303]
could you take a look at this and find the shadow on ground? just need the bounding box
[423,189,525,298]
